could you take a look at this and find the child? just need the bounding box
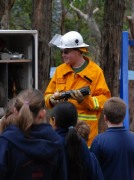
[0,89,67,180]
[50,101,104,180]
[75,120,90,143]
[90,97,134,180]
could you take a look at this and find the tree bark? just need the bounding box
[98,0,125,133]
[0,0,15,29]
[32,0,52,92]
[100,0,125,96]
[126,0,134,131]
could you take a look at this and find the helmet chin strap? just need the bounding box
[79,47,89,53]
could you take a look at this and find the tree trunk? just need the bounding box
[100,0,125,96]
[129,52,134,131]
[99,0,125,133]
[126,0,134,131]
[32,0,52,92]
[0,0,15,29]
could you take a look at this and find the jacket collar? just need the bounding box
[62,55,90,76]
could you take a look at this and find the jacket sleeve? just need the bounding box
[44,70,57,109]
[79,70,111,111]
[0,138,10,180]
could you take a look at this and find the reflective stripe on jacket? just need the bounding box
[44,56,111,146]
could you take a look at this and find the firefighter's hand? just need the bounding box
[50,91,64,106]
[49,95,60,106]
[70,90,84,103]
[53,91,61,100]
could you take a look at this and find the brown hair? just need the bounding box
[75,120,90,142]
[0,90,45,133]
[103,97,126,124]
[14,89,45,132]
[0,98,16,133]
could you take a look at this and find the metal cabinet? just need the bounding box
[0,30,38,115]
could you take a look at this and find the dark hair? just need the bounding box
[14,89,45,132]
[103,97,126,124]
[51,102,86,180]
[51,101,77,128]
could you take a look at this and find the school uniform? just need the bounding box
[56,128,104,180]
[0,124,67,180]
[90,127,134,180]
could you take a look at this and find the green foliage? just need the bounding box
[57,0,131,60]
[52,47,63,66]
[52,0,105,62]
[9,0,132,64]
[10,0,32,29]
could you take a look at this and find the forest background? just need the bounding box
[0,0,134,132]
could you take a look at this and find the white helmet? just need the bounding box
[57,31,89,49]
[49,31,89,49]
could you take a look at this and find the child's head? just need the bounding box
[14,89,46,132]
[50,101,78,129]
[4,97,16,118]
[75,120,90,142]
[103,97,126,124]
[0,98,16,133]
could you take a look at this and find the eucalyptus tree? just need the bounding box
[126,0,134,131]
[32,0,53,91]
[0,0,15,29]
[100,0,126,96]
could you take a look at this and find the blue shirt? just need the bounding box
[90,127,134,180]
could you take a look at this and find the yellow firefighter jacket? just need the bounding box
[44,56,111,146]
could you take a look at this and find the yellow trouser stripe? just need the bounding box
[93,97,99,110]
[78,114,97,121]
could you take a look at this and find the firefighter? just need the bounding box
[44,31,111,146]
